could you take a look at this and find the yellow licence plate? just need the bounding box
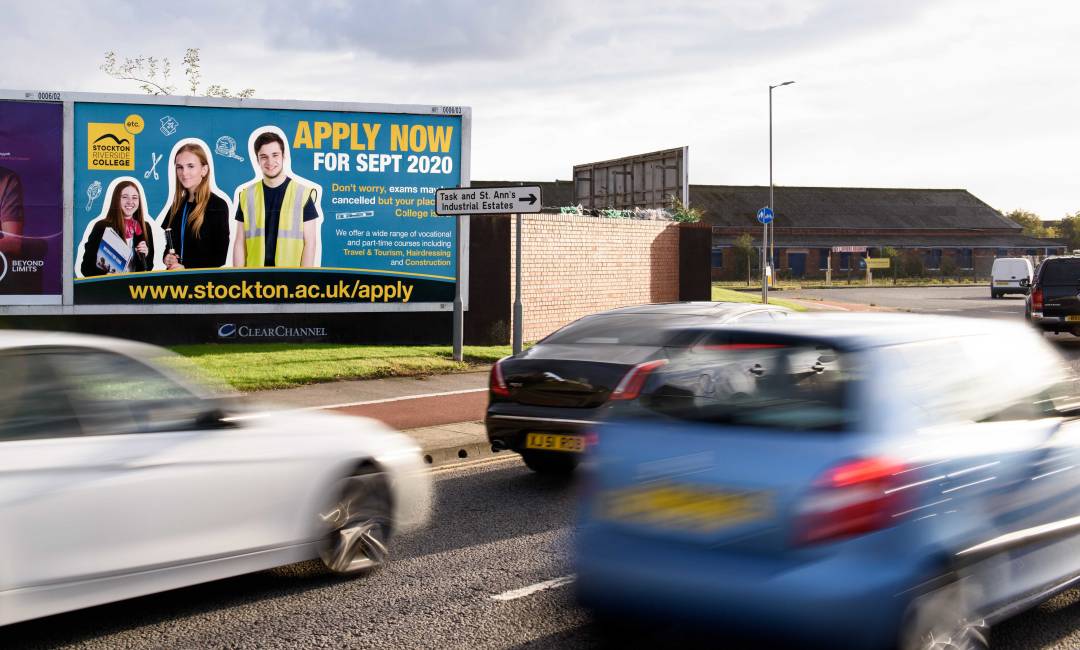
[994,280,1011,286]
[525,432,585,453]
[1066,316,1080,322]
[601,483,770,532]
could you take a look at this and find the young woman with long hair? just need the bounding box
[80,179,154,276]
[162,142,230,270]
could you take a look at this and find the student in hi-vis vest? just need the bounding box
[232,131,319,267]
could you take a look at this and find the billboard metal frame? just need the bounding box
[0,89,471,316]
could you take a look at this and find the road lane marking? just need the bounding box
[491,575,576,601]
[283,388,488,412]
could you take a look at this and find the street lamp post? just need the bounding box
[769,80,795,287]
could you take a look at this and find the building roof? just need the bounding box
[711,233,1062,249]
[473,180,1024,232]
[690,185,1020,231]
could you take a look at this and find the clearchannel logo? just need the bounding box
[216,323,327,340]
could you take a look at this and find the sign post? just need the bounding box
[437,185,543,357]
[757,207,774,303]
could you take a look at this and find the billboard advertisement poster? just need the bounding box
[0,100,63,304]
[72,102,462,305]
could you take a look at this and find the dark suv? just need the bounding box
[1026,256,1080,335]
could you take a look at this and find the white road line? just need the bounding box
[491,575,576,601]
[285,387,488,412]
[990,310,1018,314]
[226,387,488,421]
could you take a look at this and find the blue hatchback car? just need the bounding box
[575,314,1080,650]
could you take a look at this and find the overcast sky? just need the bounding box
[4,0,1077,219]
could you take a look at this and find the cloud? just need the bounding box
[257,0,933,70]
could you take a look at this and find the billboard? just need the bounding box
[573,147,688,211]
[0,100,63,304]
[70,100,463,305]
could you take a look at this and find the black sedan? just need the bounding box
[485,301,793,473]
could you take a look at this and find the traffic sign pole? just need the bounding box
[513,212,523,355]
[437,185,543,357]
[756,207,774,304]
[453,213,464,361]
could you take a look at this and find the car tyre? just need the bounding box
[521,450,578,475]
[900,578,988,650]
[318,467,394,576]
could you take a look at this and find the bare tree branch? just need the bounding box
[101,48,254,98]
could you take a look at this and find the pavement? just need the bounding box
[240,296,889,467]
[245,370,496,468]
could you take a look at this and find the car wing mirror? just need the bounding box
[194,407,235,430]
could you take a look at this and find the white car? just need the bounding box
[0,332,431,626]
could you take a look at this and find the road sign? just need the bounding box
[866,257,890,269]
[435,185,543,216]
[757,207,774,224]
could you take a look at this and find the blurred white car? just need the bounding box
[0,332,430,626]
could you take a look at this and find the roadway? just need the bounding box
[6,286,1080,649]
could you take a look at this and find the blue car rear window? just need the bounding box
[630,343,857,432]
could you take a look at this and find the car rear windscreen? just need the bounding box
[1040,259,1080,284]
[542,314,706,346]
[630,341,857,431]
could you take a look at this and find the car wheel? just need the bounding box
[521,450,578,475]
[318,468,393,575]
[900,578,988,650]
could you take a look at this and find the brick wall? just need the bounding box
[508,213,681,342]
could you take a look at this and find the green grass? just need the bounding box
[712,287,809,311]
[713,277,988,290]
[168,343,511,392]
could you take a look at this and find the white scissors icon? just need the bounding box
[144,153,163,180]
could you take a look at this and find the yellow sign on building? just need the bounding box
[87,123,135,170]
[866,257,891,269]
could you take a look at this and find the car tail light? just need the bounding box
[489,358,511,398]
[1032,287,1044,311]
[610,359,669,401]
[792,457,910,546]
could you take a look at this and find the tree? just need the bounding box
[1003,209,1050,238]
[1057,213,1080,251]
[101,48,255,98]
[669,195,703,223]
[732,233,755,286]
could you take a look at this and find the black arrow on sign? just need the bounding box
[518,193,537,205]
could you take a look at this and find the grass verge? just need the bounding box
[169,343,511,392]
[712,287,809,311]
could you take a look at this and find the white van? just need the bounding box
[991,257,1034,298]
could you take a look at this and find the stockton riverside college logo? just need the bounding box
[87,123,135,170]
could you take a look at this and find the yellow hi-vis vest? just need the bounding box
[239,180,314,267]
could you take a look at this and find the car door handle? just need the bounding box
[749,364,765,377]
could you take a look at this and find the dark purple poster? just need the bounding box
[0,100,62,302]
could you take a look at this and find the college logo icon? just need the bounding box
[0,251,7,284]
[217,323,238,338]
[87,123,135,170]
